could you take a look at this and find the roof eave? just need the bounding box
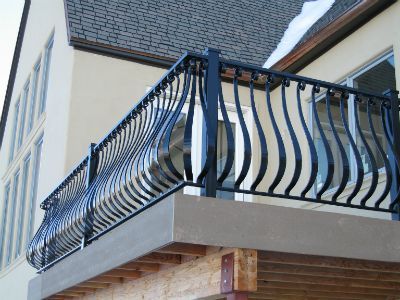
[270,0,396,74]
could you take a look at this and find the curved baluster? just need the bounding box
[233,69,252,189]
[296,82,318,197]
[266,76,286,193]
[249,73,267,191]
[339,93,364,204]
[354,97,378,206]
[312,86,334,198]
[281,78,302,195]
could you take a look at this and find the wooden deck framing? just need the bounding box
[45,243,400,300]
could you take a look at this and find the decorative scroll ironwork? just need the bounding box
[28,49,400,272]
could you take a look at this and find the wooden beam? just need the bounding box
[87,275,123,284]
[257,281,400,296]
[57,291,84,297]
[234,249,257,292]
[226,292,249,300]
[158,243,207,256]
[258,272,400,290]
[252,288,388,299]
[258,251,400,273]
[77,282,110,289]
[258,262,400,282]
[118,261,160,272]
[67,287,96,293]
[136,252,181,265]
[103,269,141,279]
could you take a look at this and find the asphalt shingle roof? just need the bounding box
[65,0,357,66]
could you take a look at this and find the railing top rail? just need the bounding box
[219,57,393,101]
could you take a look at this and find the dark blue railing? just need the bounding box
[27,49,400,271]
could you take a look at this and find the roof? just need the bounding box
[65,0,308,66]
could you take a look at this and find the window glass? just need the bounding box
[15,154,31,258]
[9,99,20,163]
[353,54,396,174]
[38,36,54,116]
[27,60,41,134]
[313,92,351,191]
[26,137,43,244]
[6,171,20,265]
[0,183,11,269]
[17,80,30,149]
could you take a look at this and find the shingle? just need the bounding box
[65,0,356,66]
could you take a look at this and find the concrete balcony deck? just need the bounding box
[29,193,400,299]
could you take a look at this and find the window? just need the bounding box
[17,79,30,149]
[0,183,11,269]
[6,171,20,265]
[15,154,31,258]
[9,99,20,163]
[312,52,396,193]
[26,136,43,244]
[27,60,41,134]
[38,35,54,116]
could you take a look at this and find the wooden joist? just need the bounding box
[157,242,207,256]
[258,251,400,273]
[87,275,122,284]
[118,261,160,272]
[136,252,181,265]
[103,269,141,279]
[77,282,109,289]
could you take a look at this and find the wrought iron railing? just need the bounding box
[27,49,400,271]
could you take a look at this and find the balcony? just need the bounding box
[27,49,400,299]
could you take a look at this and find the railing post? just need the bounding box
[202,48,220,197]
[81,143,97,248]
[385,89,400,220]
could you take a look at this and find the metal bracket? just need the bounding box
[221,252,234,294]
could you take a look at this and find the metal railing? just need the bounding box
[27,49,400,271]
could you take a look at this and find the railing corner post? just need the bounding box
[384,89,400,220]
[82,142,97,249]
[202,48,221,198]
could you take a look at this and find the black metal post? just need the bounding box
[385,90,400,220]
[81,143,97,248]
[202,48,220,197]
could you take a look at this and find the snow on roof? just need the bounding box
[263,0,335,68]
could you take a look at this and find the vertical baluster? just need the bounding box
[355,97,378,206]
[249,72,267,191]
[281,78,301,195]
[266,76,286,193]
[339,93,364,205]
[233,68,251,190]
[383,90,400,213]
[296,82,318,198]
[311,86,334,198]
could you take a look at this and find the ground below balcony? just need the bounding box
[28,194,400,300]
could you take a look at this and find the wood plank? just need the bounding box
[103,269,141,279]
[57,291,84,297]
[67,286,96,293]
[87,275,123,284]
[258,261,400,282]
[258,251,400,273]
[76,248,238,300]
[118,261,160,272]
[258,272,400,290]
[158,243,207,256]
[257,281,400,296]
[234,249,257,292]
[136,252,181,265]
[252,288,388,300]
[77,282,110,289]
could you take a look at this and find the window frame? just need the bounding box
[27,58,42,135]
[38,34,54,117]
[0,182,11,269]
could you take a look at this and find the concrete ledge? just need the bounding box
[28,193,400,299]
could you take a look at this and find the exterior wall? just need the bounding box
[0,0,75,299]
[259,1,400,219]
